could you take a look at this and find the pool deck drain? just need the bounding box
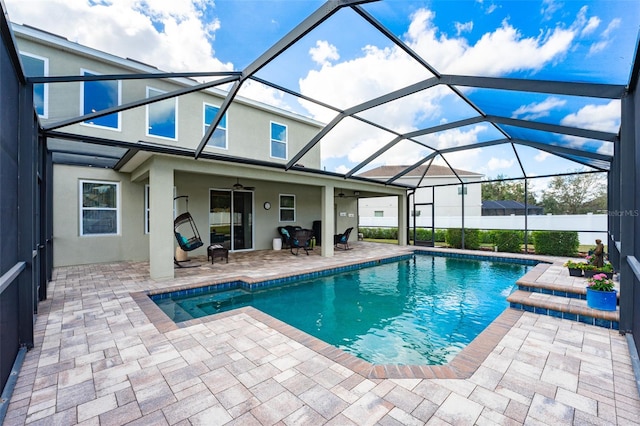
[4,243,639,425]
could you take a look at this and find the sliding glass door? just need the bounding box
[209,189,253,251]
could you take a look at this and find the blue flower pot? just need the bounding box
[586,288,617,311]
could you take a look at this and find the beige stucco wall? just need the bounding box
[172,172,325,255]
[52,164,149,267]
[52,160,373,266]
[15,29,322,168]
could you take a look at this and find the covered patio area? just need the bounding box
[4,243,639,424]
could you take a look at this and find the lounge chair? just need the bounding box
[334,227,353,250]
[290,228,314,255]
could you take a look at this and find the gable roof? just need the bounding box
[357,164,483,179]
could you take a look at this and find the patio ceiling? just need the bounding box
[23,0,640,188]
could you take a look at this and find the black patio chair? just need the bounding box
[334,227,353,250]
[290,229,314,256]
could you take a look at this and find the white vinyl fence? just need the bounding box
[360,214,607,245]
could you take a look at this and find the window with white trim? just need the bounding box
[279,194,295,222]
[19,52,48,118]
[81,69,121,130]
[270,121,287,159]
[80,180,119,235]
[146,87,176,139]
[204,103,228,149]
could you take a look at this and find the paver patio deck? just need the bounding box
[4,242,639,425]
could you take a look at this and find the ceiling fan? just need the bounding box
[232,178,255,191]
[336,191,359,198]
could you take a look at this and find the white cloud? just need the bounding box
[602,18,621,38]
[561,100,620,132]
[299,9,577,170]
[295,6,591,170]
[487,157,514,170]
[309,40,340,66]
[559,100,619,152]
[588,17,621,56]
[404,9,578,76]
[334,164,350,174]
[5,0,232,73]
[541,0,561,21]
[581,16,600,36]
[454,21,473,36]
[534,151,551,162]
[512,97,567,120]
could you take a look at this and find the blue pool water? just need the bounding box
[154,254,532,365]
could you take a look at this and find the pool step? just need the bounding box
[507,277,619,330]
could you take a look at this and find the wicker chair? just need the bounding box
[334,227,353,250]
[290,229,314,256]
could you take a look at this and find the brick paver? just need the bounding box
[3,243,639,425]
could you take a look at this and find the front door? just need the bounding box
[209,189,254,251]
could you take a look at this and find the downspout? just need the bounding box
[408,189,416,245]
[461,182,465,249]
[524,177,529,254]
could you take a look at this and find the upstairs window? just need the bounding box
[20,52,48,117]
[204,104,228,149]
[81,69,121,130]
[80,180,119,236]
[270,122,287,159]
[279,194,295,222]
[146,87,176,139]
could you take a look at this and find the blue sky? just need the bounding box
[6,0,639,190]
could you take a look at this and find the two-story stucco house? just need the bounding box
[13,24,408,279]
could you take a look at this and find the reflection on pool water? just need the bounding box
[153,254,533,365]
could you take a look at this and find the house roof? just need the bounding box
[357,164,483,179]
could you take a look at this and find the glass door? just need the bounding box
[210,189,253,251]
[233,191,253,250]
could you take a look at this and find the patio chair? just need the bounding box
[290,228,314,256]
[334,227,353,250]
[277,225,301,248]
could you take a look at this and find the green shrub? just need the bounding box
[479,230,494,244]
[531,231,579,256]
[360,227,397,240]
[412,228,446,242]
[445,228,481,249]
[492,230,523,253]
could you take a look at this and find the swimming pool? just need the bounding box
[152,253,534,365]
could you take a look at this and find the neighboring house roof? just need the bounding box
[482,200,542,210]
[357,164,483,179]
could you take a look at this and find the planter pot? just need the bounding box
[586,287,617,311]
[568,267,583,277]
[583,270,597,278]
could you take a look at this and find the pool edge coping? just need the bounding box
[132,250,554,379]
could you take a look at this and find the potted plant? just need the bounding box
[597,262,614,278]
[579,262,598,278]
[586,273,617,311]
[563,260,584,277]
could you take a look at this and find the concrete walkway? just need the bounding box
[4,243,639,425]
